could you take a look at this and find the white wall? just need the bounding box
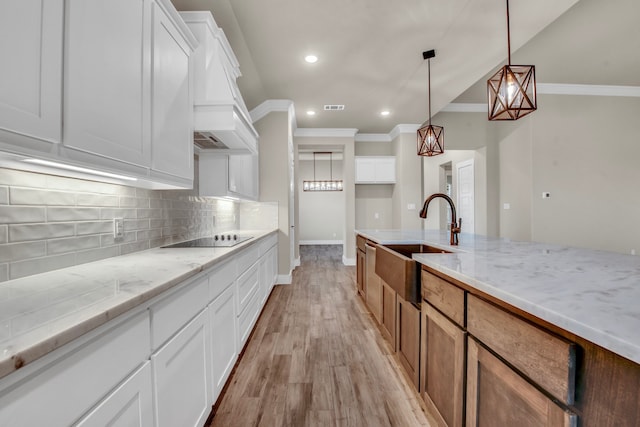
[255,111,293,278]
[298,158,345,243]
[529,95,640,253]
[392,132,423,229]
[422,150,482,233]
[354,139,394,230]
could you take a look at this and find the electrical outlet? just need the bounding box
[113,218,124,239]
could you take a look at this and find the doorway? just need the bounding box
[456,159,475,234]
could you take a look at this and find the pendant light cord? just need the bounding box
[427,58,432,126]
[506,0,511,65]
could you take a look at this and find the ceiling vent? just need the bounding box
[324,105,345,111]
[194,131,229,150]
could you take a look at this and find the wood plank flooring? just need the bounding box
[207,245,433,427]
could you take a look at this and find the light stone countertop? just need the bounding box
[356,229,640,365]
[0,229,277,380]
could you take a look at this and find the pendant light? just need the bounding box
[302,152,343,192]
[417,50,444,157]
[487,0,537,120]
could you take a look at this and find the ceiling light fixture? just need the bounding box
[380,110,390,116]
[487,0,537,120]
[307,110,316,116]
[417,49,444,157]
[303,152,343,192]
[304,55,318,63]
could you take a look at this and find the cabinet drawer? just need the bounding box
[237,244,260,275]
[150,274,209,350]
[259,233,277,256]
[209,259,237,301]
[467,337,577,427]
[236,262,259,315]
[467,294,576,405]
[238,283,260,347]
[356,234,366,252]
[422,271,465,327]
[0,311,150,426]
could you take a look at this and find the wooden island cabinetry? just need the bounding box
[419,266,640,427]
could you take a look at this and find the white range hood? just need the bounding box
[180,11,258,154]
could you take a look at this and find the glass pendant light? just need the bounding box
[487,0,537,120]
[417,50,444,157]
[303,152,343,192]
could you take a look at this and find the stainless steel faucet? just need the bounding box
[419,193,462,245]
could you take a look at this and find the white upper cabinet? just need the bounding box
[150,0,194,180]
[355,156,396,184]
[0,0,63,144]
[64,0,151,167]
[0,0,197,189]
[199,153,258,201]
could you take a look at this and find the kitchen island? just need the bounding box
[356,229,640,427]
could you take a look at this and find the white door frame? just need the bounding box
[456,159,475,234]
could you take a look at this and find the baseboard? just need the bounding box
[276,273,292,285]
[299,240,343,245]
[342,256,356,266]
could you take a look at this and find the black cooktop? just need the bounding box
[162,234,253,248]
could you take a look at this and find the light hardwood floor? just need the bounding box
[207,245,433,427]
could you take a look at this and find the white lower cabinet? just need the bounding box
[209,283,237,401]
[152,309,211,427]
[0,311,150,426]
[0,234,278,427]
[75,362,154,427]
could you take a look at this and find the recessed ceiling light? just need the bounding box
[305,55,318,63]
[380,110,390,116]
[307,110,316,116]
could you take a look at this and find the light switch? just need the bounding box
[503,203,511,210]
[374,212,380,219]
[407,203,416,210]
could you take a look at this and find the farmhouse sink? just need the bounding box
[375,244,451,304]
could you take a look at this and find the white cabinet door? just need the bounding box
[0,312,150,426]
[269,246,278,291]
[355,156,396,183]
[0,0,63,143]
[150,0,193,180]
[209,283,237,401]
[355,157,376,183]
[152,309,211,427]
[64,0,151,167]
[228,154,258,200]
[75,362,154,427]
[375,157,396,183]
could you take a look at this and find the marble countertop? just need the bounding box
[356,229,640,365]
[0,229,277,380]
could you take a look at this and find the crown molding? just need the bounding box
[537,83,640,97]
[294,128,358,138]
[441,103,488,113]
[441,84,640,114]
[389,124,421,140]
[355,124,421,142]
[355,133,391,142]
[250,99,294,123]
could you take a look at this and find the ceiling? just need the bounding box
[171,0,640,134]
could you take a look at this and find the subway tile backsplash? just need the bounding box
[0,168,243,282]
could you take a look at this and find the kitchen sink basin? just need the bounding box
[375,244,451,304]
